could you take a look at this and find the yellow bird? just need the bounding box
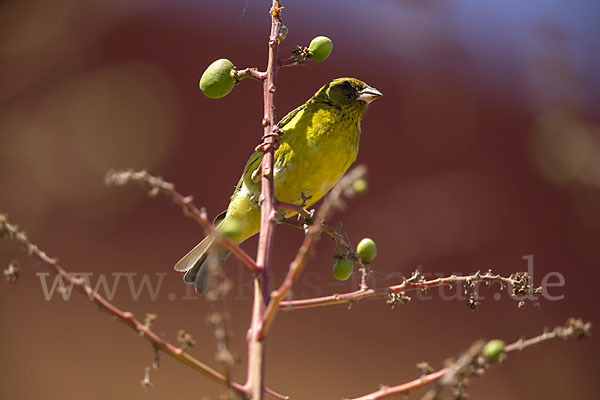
[175,77,382,293]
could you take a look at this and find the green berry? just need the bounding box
[352,178,368,194]
[308,36,333,62]
[218,218,242,241]
[356,238,377,261]
[199,58,236,99]
[483,339,505,362]
[332,258,354,281]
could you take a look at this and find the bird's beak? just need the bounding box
[357,86,382,104]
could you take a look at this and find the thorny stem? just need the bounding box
[281,217,370,288]
[350,318,591,400]
[279,269,540,310]
[278,46,311,68]
[105,169,260,276]
[279,217,358,261]
[260,167,367,338]
[0,214,287,400]
[246,1,283,399]
[419,340,485,400]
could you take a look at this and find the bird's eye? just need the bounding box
[341,80,352,90]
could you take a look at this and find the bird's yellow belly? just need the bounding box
[273,135,357,206]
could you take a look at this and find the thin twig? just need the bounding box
[321,223,358,259]
[0,214,287,400]
[279,269,539,311]
[235,68,267,82]
[280,217,358,261]
[419,340,485,400]
[281,215,370,288]
[349,318,592,400]
[278,46,311,68]
[105,169,260,276]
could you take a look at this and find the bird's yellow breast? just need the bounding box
[273,104,361,206]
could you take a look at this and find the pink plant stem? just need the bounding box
[245,2,283,399]
[236,68,267,81]
[350,369,449,400]
[278,56,306,68]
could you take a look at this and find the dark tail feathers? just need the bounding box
[183,249,231,294]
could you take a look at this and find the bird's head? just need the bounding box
[315,77,382,109]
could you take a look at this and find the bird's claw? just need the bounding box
[299,192,312,208]
[254,127,283,152]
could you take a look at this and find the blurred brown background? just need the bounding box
[1,0,599,399]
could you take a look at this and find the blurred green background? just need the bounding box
[1,0,598,399]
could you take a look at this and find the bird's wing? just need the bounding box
[277,102,308,129]
[232,150,263,194]
[232,102,309,194]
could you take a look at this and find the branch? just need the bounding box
[279,269,540,311]
[235,68,267,82]
[349,318,592,400]
[105,169,260,276]
[245,2,284,398]
[260,166,367,338]
[0,214,287,400]
[278,46,311,68]
[279,217,359,262]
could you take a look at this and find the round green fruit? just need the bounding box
[199,58,236,99]
[308,36,333,62]
[332,258,354,281]
[483,339,505,362]
[357,238,377,261]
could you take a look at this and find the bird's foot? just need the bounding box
[275,200,314,225]
[254,126,283,152]
[299,192,312,208]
